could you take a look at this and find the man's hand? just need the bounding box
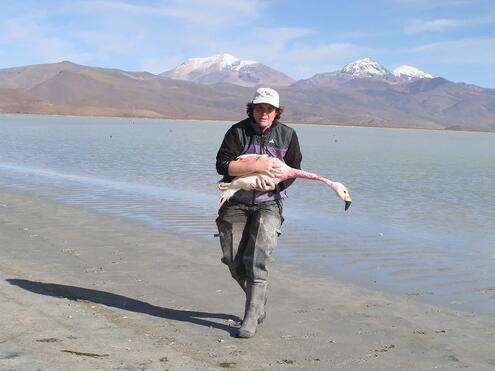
[254,175,277,192]
[253,156,281,178]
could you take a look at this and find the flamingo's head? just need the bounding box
[331,182,352,211]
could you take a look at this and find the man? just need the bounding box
[215,87,302,338]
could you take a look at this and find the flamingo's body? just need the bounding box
[218,154,352,210]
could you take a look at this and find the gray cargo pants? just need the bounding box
[215,200,283,288]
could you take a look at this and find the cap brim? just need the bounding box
[252,99,279,108]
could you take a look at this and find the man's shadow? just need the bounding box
[7,279,240,336]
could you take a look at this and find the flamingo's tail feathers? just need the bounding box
[219,189,237,207]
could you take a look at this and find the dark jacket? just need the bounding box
[216,118,302,204]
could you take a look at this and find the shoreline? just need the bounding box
[1,189,494,370]
[1,112,494,134]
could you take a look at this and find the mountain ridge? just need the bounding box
[0,59,494,132]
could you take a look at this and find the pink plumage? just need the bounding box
[217,154,352,210]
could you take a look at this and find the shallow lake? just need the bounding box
[1,114,494,315]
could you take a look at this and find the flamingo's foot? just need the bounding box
[217,182,231,190]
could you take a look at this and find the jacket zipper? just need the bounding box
[252,134,267,205]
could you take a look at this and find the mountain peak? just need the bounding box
[393,65,433,80]
[170,53,257,75]
[161,53,294,87]
[341,58,392,78]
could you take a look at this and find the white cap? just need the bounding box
[252,87,280,108]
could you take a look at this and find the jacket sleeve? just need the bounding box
[278,130,302,191]
[216,127,242,176]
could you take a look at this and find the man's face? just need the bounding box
[253,103,277,132]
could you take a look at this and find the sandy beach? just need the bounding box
[0,190,494,370]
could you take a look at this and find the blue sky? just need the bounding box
[1,0,494,87]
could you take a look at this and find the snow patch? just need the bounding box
[173,53,257,75]
[393,65,433,79]
[341,58,391,77]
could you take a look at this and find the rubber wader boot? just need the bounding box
[237,282,267,338]
[236,278,266,324]
[240,292,267,324]
[230,269,267,324]
[258,296,267,324]
[234,276,247,293]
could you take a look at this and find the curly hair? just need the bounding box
[246,103,284,121]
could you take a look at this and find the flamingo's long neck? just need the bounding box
[280,168,334,188]
[236,155,336,190]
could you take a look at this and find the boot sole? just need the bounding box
[236,329,255,338]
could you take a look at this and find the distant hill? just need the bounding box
[0,59,494,132]
[287,58,495,131]
[0,61,254,120]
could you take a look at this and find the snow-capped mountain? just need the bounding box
[161,53,294,87]
[338,58,433,82]
[296,57,435,88]
[165,53,256,77]
[393,65,434,80]
[340,58,393,79]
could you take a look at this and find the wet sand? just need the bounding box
[0,190,494,370]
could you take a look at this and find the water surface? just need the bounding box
[1,114,494,315]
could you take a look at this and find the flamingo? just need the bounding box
[218,154,352,210]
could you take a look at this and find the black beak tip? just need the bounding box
[345,201,352,211]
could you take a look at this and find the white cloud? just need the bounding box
[329,29,384,40]
[72,1,190,20]
[0,12,95,65]
[404,18,463,34]
[278,42,370,77]
[2,18,31,42]
[76,30,144,54]
[226,39,368,78]
[32,37,93,63]
[0,12,47,43]
[389,0,475,10]
[171,19,368,79]
[253,27,313,41]
[154,24,317,75]
[407,38,495,64]
[72,0,265,26]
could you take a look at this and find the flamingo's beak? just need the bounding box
[344,194,352,211]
